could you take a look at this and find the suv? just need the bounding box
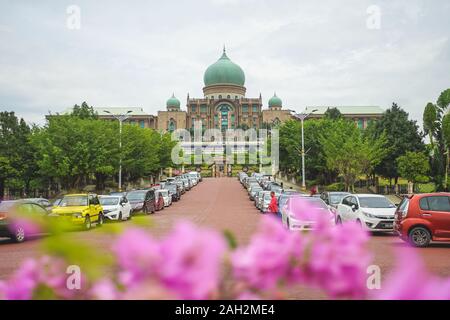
[394,193,450,247]
[50,194,104,230]
[126,189,156,214]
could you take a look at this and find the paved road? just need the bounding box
[0,177,449,299]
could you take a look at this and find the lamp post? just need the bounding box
[291,109,318,191]
[104,110,133,191]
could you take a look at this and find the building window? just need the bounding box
[200,104,207,113]
[242,104,248,113]
[168,119,176,132]
[252,105,259,113]
[191,105,197,113]
[235,96,238,99]
[219,95,222,99]
[140,120,145,128]
[227,95,231,99]
[357,119,364,129]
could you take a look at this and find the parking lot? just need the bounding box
[0,177,449,298]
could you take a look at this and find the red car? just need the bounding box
[394,193,450,247]
[155,191,165,211]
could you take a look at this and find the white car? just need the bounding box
[281,196,335,231]
[99,195,132,221]
[336,194,397,232]
[156,189,172,207]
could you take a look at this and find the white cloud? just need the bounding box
[0,0,449,126]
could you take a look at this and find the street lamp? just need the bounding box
[104,110,133,191]
[291,108,318,191]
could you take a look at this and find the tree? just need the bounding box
[71,102,98,119]
[369,103,425,185]
[423,88,450,190]
[320,119,388,192]
[0,112,33,199]
[396,152,430,186]
[423,103,437,147]
[324,107,342,120]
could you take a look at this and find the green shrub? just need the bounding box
[325,182,345,192]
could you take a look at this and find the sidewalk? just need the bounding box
[274,176,305,193]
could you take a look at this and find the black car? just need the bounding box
[320,191,351,209]
[166,183,181,202]
[0,200,49,242]
[126,190,156,214]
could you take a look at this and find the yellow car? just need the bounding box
[50,194,104,230]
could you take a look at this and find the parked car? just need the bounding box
[175,181,186,194]
[278,192,301,217]
[50,194,104,230]
[254,190,266,209]
[110,192,127,197]
[336,194,397,232]
[249,186,263,201]
[320,192,351,209]
[281,196,335,231]
[23,198,52,211]
[0,200,49,242]
[394,193,450,247]
[99,195,132,221]
[166,183,181,202]
[259,191,273,212]
[126,190,156,214]
[157,189,172,207]
[154,190,165,211]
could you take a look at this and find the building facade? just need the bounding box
[157,48,292,132]
[306,106,384,129]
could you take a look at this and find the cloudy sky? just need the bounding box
[0,0,449,125]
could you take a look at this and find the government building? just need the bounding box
[157,48,292,133]
[58,48,385,131]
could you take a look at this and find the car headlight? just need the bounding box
[72,212,83,218]
[362,211,376,219]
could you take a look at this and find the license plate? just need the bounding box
[383,223,393,228]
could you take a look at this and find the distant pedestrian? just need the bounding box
[310,185,317,196]
[268,191,278,214]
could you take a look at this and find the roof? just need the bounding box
[306,106,384,115]
[60,107,150,117]
[204,48,246,87]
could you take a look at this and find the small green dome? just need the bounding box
[269,93,282,107]
[166,94,180,108]
[204,49,245,87]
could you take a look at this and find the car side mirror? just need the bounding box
[351,204,357,211]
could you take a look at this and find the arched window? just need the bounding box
[168,118,176,132]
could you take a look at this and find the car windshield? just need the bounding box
[127,192,146,201]
[99,197,120,206]
[359,197,395,208]
[264,193,272,200]
[166,185,176,191]
[60,196,88,207]
[305,198,329,210]
[158,190,168,197]
[329,193,349,204]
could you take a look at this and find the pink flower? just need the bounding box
[375,249,450,300]
[303,222,371,299]
[159,221,226,300]
[0,256,74,300]
[90,278,119,300]
[232,216,303,292]
[112,228,161,288]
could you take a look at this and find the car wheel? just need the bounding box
[84,216,92,230]
[336,216,342,225]
[13,226,26,243]
[143,206,148,215]
[409,227,431,247]
[98,214,104,227]
[287,218,291,230]
[119,212,123,221]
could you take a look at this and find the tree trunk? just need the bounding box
[0,178,4,200]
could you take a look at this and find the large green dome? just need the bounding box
[269,93,282,107]
[166,94,180,108]
[204,49,245,87]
